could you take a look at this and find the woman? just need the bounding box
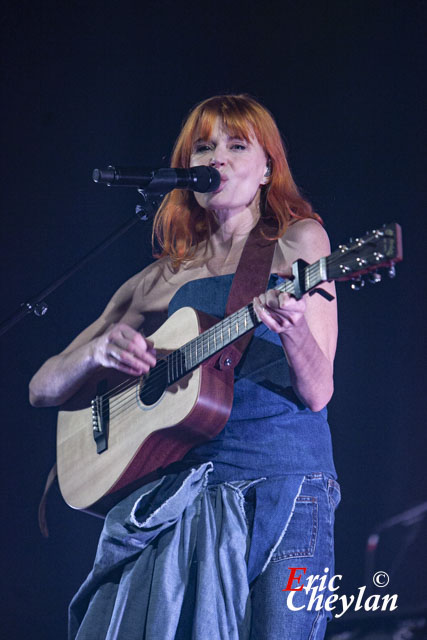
[30,94,340,639]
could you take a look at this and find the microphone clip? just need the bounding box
[135,189,165,221]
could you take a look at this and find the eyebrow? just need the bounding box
[193,134,248,144]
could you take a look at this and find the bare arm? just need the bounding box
[253,219,337,412]
[29,270,156,407]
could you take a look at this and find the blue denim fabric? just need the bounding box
[248,473,341,640]
[69,272,340,639]
[166,273,337,585]
[69,468,340,639]
[70,463,258,639]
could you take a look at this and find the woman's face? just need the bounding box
[189,117,268,215]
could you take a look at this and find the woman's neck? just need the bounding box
[209,202,260,248]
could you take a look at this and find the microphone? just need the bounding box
[92,165,221,193]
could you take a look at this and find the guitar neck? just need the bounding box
[164,220,403,386]
[165,258,327,385]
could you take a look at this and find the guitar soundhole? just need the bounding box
[139,361,168,406]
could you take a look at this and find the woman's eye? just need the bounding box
[194,144,212,153]
[231,143,246,150]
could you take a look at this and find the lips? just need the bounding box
[212,175,228,193]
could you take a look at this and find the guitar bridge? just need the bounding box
[91,380,109,454]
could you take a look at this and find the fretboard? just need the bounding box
[165,256,327,385]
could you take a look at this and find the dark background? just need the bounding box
[1,1,426,638]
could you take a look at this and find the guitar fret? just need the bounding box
[306,264,314,290]
[319,257,327,282]
[217,324,222,348]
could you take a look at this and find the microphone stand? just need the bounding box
[0,189,164,338]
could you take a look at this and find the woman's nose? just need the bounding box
[209,152,226,167]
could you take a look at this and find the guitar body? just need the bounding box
[57,307,234,516]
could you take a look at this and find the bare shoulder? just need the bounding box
[278,218,331,266]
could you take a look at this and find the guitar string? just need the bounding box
[96,259,343,421]
[100,253,340,406]
[100,262,323,421]
[102,302,260,421]
[100,266,306,408]
[97,301,258,405]
[94,251,376,421]
[100,276,308,418]
[95,301,255,417]
[98,260,319,407]
[100,268,303,415]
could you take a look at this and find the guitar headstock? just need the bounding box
[327,222,403,286]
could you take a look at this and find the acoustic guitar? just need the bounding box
[57,223,402,515]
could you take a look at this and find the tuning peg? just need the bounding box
[350,277,365,291]
[368,272,382,284]
[388,263,396,278]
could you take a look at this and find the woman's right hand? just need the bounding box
[91,323,157,376]
[29,269,156,407]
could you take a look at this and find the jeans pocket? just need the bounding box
[270,495,318,562]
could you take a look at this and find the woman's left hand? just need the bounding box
[253,290,306,334]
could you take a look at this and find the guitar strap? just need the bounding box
[215,218,277,370]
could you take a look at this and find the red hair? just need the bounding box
[152,94,321,268]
